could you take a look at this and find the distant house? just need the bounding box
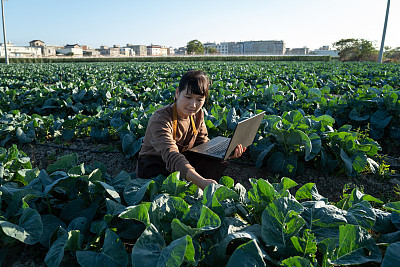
[126,44,147,56]
[285,47,310,55]
[175,47,187,55]
[147,45,161,56]
[29,40,45,47]
[310,46,339,57]
[56,44,83,57]
[97,45,120,57]
[29,40,57,57]
[1,43,42,57]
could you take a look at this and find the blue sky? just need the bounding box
[3,0,399,50]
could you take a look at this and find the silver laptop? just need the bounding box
[189,111,265,160]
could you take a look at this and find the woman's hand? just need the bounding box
[197,178,218,190]
[186,169,217,190]
[229,144,247,159]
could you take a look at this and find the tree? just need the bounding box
[205,46,218,55]
[187,40,204,55]
[384,47,400,62]
[333,39,378,61]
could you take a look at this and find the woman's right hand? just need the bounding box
[186,169,217,190]
[197,178,218,190]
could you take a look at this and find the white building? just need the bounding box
[120,47,134,56]
[0,43,42,57]
[147,45,161,56]
[217,42,229,55]
[56,44,83,57]
[311,46,339,57]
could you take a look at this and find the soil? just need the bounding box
[19,139,400,204]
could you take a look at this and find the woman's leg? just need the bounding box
[136,156,170,179]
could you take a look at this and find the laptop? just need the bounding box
[188,111,265,160]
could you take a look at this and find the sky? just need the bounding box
[3,0,399,50]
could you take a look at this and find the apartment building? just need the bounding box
[204,40,286,55]
[244,40,285,55]
[126,44,147,56]
[1,43,42,57]
[285,47,310,55]
[97,45,120,56]
[147,45,161,56]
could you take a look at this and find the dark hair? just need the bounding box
[178,70,210,98]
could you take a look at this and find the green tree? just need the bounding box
[187,40,204,55]
[384,46,400,62]
[333,39,378,61]
[205,47,218,55]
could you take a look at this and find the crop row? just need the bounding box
[1,145,400,266]
[1,62,399,178]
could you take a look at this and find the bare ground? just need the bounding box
[20,139,400,204]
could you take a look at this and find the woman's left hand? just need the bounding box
[229,144,246,159]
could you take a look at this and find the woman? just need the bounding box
[136,70,245,189]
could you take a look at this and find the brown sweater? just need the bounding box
[138,104,209,178]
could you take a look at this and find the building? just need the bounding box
[0,43,42,57]
[286,47,310,55]
[175,47,187,55]
[56,44,83,57]
[120,47,134,56]
[147,45,162,56]
[228,42,244,55]
[97,45,120,57]
[310,46,339,57]
[167,47,175,55]
[244,40,285,55]
[29,40,45,47]
[29,40,57,57]
[126,44,147,56]
[217,42,229,55]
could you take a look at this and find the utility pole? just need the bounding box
[378,0,390,63]
[1,0,9,64]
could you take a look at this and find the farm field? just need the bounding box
[1,61,400,266]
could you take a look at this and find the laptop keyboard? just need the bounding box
[204,139,230,156]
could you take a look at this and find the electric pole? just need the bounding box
[378,0,390,63]
[1,0,9,64]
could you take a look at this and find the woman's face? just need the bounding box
[175,89,205,118]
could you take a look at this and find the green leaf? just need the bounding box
[0,207,43,245]
[157,235,196,266]
[45,227,68,267]
[256,144,275,169]
[131,224,165,267]
[76,229,128,267]
[267,152,298,177]
[382,242,400,267]
[384,202,400,214]
[345,200,376,229]
[331,224,382,265]
[219,176,234,189]
[282,256,313,267]
[46,153,79,174]
[119,203,150,227]
[289,229,317,258]
[161,171,187,198]
[261,197,305,250]
[295,183,327,202]
[226,239,266,267]
[39,214,67,248]
[302,201,347,241]
[97,181,121,203]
